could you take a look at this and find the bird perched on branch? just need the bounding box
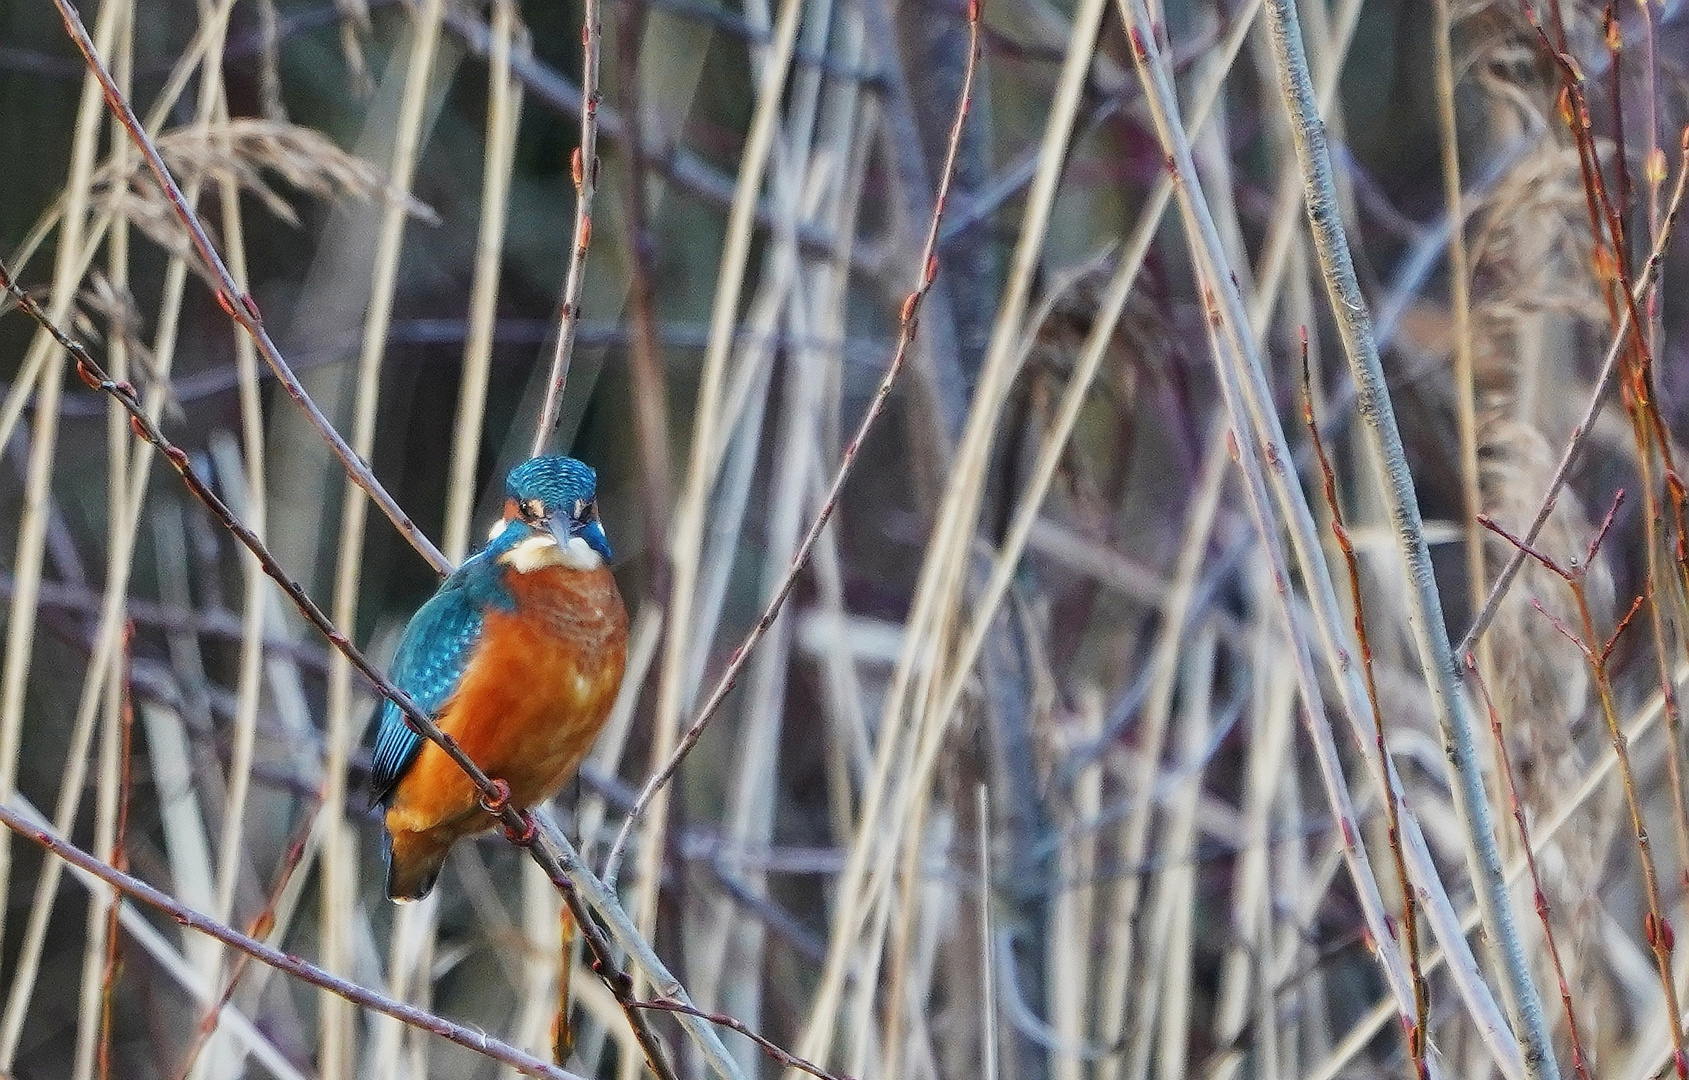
[370,456,628,901]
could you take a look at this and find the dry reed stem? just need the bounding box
[1096,431,1231,1080]
[0,323,180,1067]
[615,10,810,1058]
[1210,661,1297,1080]
[445,0,522,565]
[1151,631,1215,1080]
[49,0,452,576]
[319,5,448,1074]
[613,0,804,903]
[1431,0,1488,685]
[611,0,675,569]
[923,0,1259,892]
[795,0,1101,1067]
[976,783,1000,1080]
[441,2,870,272]
[530,0,601,458]
[604,0,980,891]
[0,0,124,1009]
[201,36,271,1080]
[687,0,870,1044]
[91,631,133,1080]
[72,10,133,1079]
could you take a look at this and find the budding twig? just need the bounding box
[531,0,603,456]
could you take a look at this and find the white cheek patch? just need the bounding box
[497,532,604,573]
[487,517,514,544]
[500,533,565,573]
[559,535,604,571]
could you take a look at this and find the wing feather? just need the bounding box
[369,581,486,805]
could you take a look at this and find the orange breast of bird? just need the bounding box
[384,562,628,857]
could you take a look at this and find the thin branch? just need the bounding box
[600,0,983,888]
[531,0,602,457]
[628,998,851,1080]
[49,0,452,576]
[1477,515,1573,581]
[0,802,581,1080]
[96,624,135,1080]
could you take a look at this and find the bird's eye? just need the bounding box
[522,498,545,522]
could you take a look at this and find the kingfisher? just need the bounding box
[369,456,628,901]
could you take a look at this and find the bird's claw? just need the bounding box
[479,778,512,815]
[502,813,538,846]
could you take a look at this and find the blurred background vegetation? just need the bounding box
[1,0,1688,1078]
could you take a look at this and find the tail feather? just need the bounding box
[385,829,451,902]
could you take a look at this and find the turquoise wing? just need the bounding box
[369,576,485,805]
[367,529,525,805]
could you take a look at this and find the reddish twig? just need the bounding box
[0,255,683,1080]
[97,622,136,1080]
[600,0,983,887]
[1465,656,1594,1080]
[49,0,451,576]
[0,803,581,1080]
[1300,330,1430,1080]
[1458,125,1689,657]
[1482,498,1687,1076]
[629,997,851,1080]
[1530,8,1689,859]
[531,0,603,456]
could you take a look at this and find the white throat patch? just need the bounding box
[498,531,604,573]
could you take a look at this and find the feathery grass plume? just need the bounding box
[87,119,438,267]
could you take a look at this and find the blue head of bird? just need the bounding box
[502,455,613,568]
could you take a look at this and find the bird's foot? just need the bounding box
[479,778,512,815]
[502,813,538,846]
